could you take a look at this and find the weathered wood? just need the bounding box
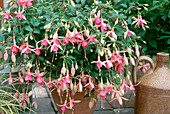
[0,0,4,10]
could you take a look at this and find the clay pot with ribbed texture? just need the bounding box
[51,88,98,114]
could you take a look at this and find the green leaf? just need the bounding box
[81,0,86,6]
[149,5,160,11]
[14,27,19,34]
[161,15,167,21]
[0,44,4,52]
[0,35,4,42]
[149,40,157,49]
[25,26,33,32]
[158,36,170,40]
[76,0,80,3]
[167,39,170,44]
[33,28,40,34]
[67,55,75,60]
[37,56,44,61]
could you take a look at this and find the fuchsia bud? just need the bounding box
[77,79,83,92]
[63,38,69,44]
[123,53,128,66]
[11,53,16,63]
[4,52,8,61]
[8,72,13,84]
[70,0,75,7]
[71,64,75,76]
[135,43,140,57]
[18,72,24,84]
[130,55,135,66]
[89,98,95,109]
[61,63,66,75]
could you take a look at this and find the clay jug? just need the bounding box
[133,52,170,114]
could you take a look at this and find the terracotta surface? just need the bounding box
[133,52,170,114]
[51,88,97,114]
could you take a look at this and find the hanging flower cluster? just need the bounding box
[0,0,148,113]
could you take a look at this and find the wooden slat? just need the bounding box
[0,0,4,10]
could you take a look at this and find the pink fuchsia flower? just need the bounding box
[132,15,147,27]
[14,10,26,20]
[91,56,105,69]
[12,45,19,53]
[89,98,95,109]
[78,39,88,50]
[18,0,26,6]
[8,72,14,84]
[22,69,33,81]
[57,100,69,114]
[99,89,107,101]
[48,77,53,88]
[26,0,32,8]
[41,33,50,46]
[103,55,113,69]
[0,10,13,20]
[35,69,45,84]
[106,27,117,41]
[92,11,107,26]
[64,70,71,84]
[84,77,94,89]
[100,23,111,32]
[137,61,150,73]
[124,27,136,39]
[105,79,113,94]
[80,71,88,82]
[57,74,63,86]
[19,92,30,109]
[68,97,80,109]
[50,39,62,52]
[35,48,41,55]
[21,43,33,54]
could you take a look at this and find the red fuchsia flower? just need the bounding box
[0,10,13,20]
[64,70,71,84]
[124,26,136,39]
[14,10,26,20]
[34,69,45,84]
[35,48,41,55]
[77,79,83,92]
[100,23,111,32]
[50,39,62,52]
[57,74,63,86]
[62,4,66,10]
[128,80,135,91]
[137,61,150,73]
[92,11,107,26]
[91,56,105,69]
[68,97,81,109]
[12,45,19,53]
[132,15,147,27]
[104,55,113,69]
[41,33,50,46]
[85,30,98,43]
[18,0,26,6]
[84,77,94,89]
[48,77,53,88]
[57,100,69,114]
[18,72,24,84]
[78,39,88,50]
[105,79,113,94]
[22,68,33,81]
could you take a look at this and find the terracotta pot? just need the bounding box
[51,88,98,114]
[133,52,170,114]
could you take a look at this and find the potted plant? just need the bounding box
[0,0,148,113]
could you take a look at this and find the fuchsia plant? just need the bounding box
[0,0,149,113]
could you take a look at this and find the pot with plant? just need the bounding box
[0,0,148,113]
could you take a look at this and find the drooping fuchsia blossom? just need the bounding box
[22,68,33,81]
[34,44,41,55]
[89,98,95,109]
[18,0,26,6]
[68,97,81,109]
[35,69,45,84]
[137,61,150,73]
[21,43,34,54]
[8,72,14,84]
[84,77,94,89]
[132,15,147,27]
[26,0,33,8]
[85,29,98,43]
[48,77,53,88]
[124,26,136,39]
[99,89,107,101]
[18,0,33,7]
[41,33,50,46]
[100,23,111,32]
[18,72,24,84]
[77,79,83,92]
[61,63,67,75]
[57,100,69,114]
[92,11,107,27]
[91,56,105,69]
[19,92,30,109]
[14,10,26,20]
[78,39,88,50]
[0,10,13,20]
[49,35,63,52]
[106,27,117,41]
[104,55,113,69]
[57,74,63,86]
[64,70,71,84]
[80,71,88,82]
[105,79,113,94]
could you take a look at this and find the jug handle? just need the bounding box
[132,56,155,85]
